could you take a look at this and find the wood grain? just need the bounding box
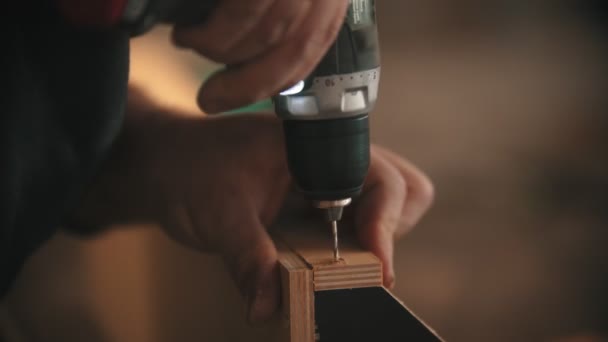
[273,215,442,342]
[274,217,383,292]
[276,240,315,342]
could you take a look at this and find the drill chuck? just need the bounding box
[283,116,370,201]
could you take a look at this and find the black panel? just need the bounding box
[315,287,442,342]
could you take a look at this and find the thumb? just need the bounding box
[220,214,280,323]
[354,152,406,289]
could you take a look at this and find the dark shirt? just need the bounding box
[1,2,129,297]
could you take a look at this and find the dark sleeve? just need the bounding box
[0,1,129,297]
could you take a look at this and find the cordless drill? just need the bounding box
[58,0,380,260]
[274,1,380,260]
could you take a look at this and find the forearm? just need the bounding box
[66,84,283,235]
[66,85,177,233]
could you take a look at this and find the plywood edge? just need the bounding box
[272,216,442,341]
[273,217,383,292]
[276,240,315,342]
[309,239,382,291]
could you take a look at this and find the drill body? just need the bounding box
[274,0,380,222]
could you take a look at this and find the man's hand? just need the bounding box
[171,0,349,114]
[74,89,433,323]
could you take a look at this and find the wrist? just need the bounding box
[67,87,169,230]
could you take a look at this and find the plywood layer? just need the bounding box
[276,240,315,342]
[313,263,382,291]
[275,217,383,292]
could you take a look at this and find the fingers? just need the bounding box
[355,149,407,288]
[174,0,309,65]
[180,197,281,323]
[162,201,281,323]
[217,213,281,323]
[374,146,435,238]
[221,0,309,64]
[173,0,349,113]
[354,146,435,289]
[172,0,278,63]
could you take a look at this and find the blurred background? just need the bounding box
[1,1,607,341]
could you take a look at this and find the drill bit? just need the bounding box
[331,220,340,261]
[315,199,352,262]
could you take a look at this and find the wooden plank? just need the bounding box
[275,216,383,291]
[275,240,315,342]
[273,215,442,341]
